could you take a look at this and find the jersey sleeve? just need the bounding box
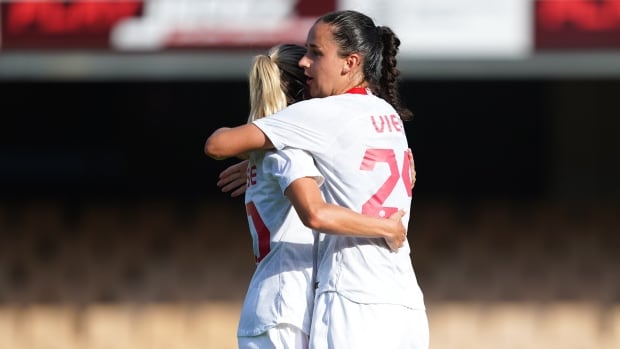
[263,148,324,194]
[252,99,336,153]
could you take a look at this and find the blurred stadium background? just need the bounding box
[1,0,619,348]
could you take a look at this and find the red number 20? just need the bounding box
[360,149,412,218]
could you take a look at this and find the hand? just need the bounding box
[217,160,249,197]
[408,148,416,190]
[384,209,407,252]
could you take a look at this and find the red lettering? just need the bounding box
[384,115,393,132]
[390,114,403,132]
[370,115,403,133]
[247,165,257,187]
[6,3,38,33]
[40,4,66,34]
[538,0,620,31]
[371,115,386,133]
[6,2,142,35]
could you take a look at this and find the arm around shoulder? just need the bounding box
[204,124,273,160]
[284,177,407,251]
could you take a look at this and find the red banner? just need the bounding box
[0,0,336,50]
[535,0,620,50]
[1,1,143,49]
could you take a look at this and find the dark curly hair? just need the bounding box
[318,10,413,121]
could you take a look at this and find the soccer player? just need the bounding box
[232,43,409,349]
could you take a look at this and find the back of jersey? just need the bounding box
[316,93,422,308]
[253,92,425,309]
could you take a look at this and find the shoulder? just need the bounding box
[279,147,314,162]
[264,148,313,166]
[290,95,354,111]
[263,150,286,168]
[286,97,329,112]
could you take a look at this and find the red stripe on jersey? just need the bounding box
[246,202,271,263]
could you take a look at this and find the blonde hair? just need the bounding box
[247,44,307,123]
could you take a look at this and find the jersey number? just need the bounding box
[245,202,270,263]
[360,149,412,218]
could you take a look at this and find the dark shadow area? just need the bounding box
[0,79,554,201]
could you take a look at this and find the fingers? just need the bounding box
[388,209,405,220]
[218,159,248,179]
[217,160,249,197]
[219,177,246,193]
[230,186,246,197]
[408,148,416,190]
[387,241,399,252]
[218,165,237,179]
[386,209,407,252]
[217,171,243,187]
[386,234,406,252]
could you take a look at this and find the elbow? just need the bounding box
[301,214,321,230]
[299,206,329,231]
[204,133,228,160]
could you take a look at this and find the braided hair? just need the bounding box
[318,10,413,121]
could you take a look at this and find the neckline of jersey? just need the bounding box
[345,87,371,95]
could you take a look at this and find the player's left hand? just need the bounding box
[217,160,249,197]
[384,209,407,252]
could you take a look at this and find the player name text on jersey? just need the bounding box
[370,115,403,133]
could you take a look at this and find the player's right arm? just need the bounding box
[284,177,407,252]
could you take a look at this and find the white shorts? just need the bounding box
[310,292,429,349]
[238,324,309,349]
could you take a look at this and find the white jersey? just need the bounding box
[253,89,425,310]
[238,147,324,337]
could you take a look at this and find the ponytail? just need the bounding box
[377,26,413,121]
[247,54,288,123]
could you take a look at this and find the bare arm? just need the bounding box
[285,177,407,251]
[204,124,274,160]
